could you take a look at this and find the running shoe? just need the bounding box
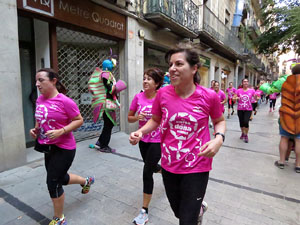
[240,133,244,140]
[274,161,284,169]
[244,135,249,143]
[295,167,300,173]
[98,146,116,153]
[81,176,95,194]
[231,110,234,115]
[269,108,272,112]
[49,215,67,225]
[133,208,148,225]
[198,201,208,225]
[95,140,101,148]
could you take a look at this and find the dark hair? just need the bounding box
[229,81,233,85]
[144,68,164,90]
[37,68,67,94]
[242,78,248,83]
[165,47,201,84]
[292,64,300,75]
[214,81,220,86]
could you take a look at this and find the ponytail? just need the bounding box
[37,68,67,94]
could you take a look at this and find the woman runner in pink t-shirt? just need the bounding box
[29,68,94,225]
[226,82,237,118]
[213,81,226,113]
[234,78,258,143]
[129,47,225,225]
[128,68,164,225]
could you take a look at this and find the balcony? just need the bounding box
[199,5,244,61]
[248,19,261,39]
[141,0,199,38]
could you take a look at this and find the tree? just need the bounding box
[255,0,300,55]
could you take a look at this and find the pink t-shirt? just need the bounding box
[269,93,277,99]
[216,90,226,113]
[226,87,236,99]
[35,93,80,150]
[236,88,256,111]
[152,85,223,174]
[129,92,160,143]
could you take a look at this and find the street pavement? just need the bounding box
[1,99,300,225]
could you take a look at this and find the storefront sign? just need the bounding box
[22,0,54,16]
[199,55,210,68]
[17,0,126,39]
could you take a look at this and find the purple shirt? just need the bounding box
[226,87,236,99]
[35,94,80,150]
[269,93,277,100]
[236,88,256,111]
[129,92,161,143]
[152,85,222,174]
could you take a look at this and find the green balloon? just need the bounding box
[259,83,271,94]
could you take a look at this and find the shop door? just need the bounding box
[20,47,36,147]
[57,27,120,141]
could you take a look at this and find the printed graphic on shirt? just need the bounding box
[35,104,49,140]
[162,112,205,167]
[239,94,251,109]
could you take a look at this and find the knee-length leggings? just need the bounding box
[238,110,252,128]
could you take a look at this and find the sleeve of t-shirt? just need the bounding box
[209,91,223,120]
[129,94,138,112]
[151,89,162,117]
[63,96,80,119]
[221,91,226,101]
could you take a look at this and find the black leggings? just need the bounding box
[270,99,276,109]
[139,141,161,194]
[227,98,235,109]
[45,145,76,198]
[98,111,114,148]
[162,169,209,225]
[252,103,258,112]
[237,110,252,128]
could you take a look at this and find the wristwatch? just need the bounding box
[214,132,225,142]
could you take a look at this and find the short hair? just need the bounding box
[144,68,164,90]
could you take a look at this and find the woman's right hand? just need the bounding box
[137,113,146,121]
[29,128,38,139]
[129,130,143,145]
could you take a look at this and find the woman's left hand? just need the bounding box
[198,136,223,158]
[45,129,64,140]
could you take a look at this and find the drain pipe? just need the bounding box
[232,0,245,28]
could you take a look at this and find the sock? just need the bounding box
[142,207,148,214]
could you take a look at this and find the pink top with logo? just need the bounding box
[269,93,277,99]
[216,90,226,113]
[35,94,80,150]
[152,85,222,174]
[130,92,161,143]
[226,87,236,99]
[236,88,256,111]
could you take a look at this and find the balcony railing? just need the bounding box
[202,6,244,56]
[141,0,199,38]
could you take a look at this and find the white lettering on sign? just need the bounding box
[59,0,124,31]
[23,0,54,16]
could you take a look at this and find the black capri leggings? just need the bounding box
[270,99,276,108]
[45,145,76,198]
[237,110,252,128]
[252,102,258,112]
[227,98,235,109]
[162,169,209,225]
[139,141,161,194]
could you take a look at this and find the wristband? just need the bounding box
[214,132,225,142]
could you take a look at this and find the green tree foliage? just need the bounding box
[255,0,300,55]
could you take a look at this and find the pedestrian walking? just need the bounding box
[226,82,236,118]
[234,78,257,143]
[30,68,94,225]
[269,93,277,112]
[210,80,216,90]
[128,68,164,225]
[129,46,225,225]
[213,81,226,114]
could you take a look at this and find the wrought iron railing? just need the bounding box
[248,52,262,69]
[202,5,244,56]
[140,0,199,32]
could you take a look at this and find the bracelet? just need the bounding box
[214,132,225,142]
[62,127,66,134]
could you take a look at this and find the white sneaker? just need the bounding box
[198,201,208,225]
[133,208,148,225]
